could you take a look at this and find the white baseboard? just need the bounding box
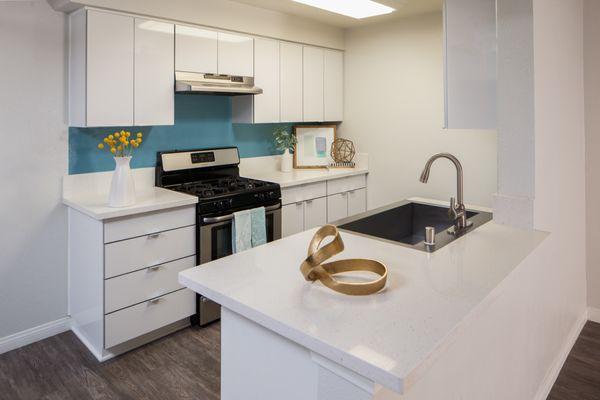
[0,317,70,355]
[534,310,587,400]
[588,307,600,324]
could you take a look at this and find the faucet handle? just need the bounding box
[448,197,458,219]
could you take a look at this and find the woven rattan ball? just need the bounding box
[330,138,356,163]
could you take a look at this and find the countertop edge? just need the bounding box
[62,192,198,220]
[178,271,404,394]
[245,167,369,188]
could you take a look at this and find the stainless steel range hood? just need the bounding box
[175,71,262,95]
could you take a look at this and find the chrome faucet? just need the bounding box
[419,153,472,235]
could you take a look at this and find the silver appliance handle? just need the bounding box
[202,204,281,224]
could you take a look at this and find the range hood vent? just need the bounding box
[175,71,262,95]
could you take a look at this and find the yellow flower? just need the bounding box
[103,138,109,143]
[114,132,120,138]
[120,130,126,136]
[130,140,136,145]
[124,141,128,147]
[108,134,114,140]
[137,132,143,138]
[117,145,122,151]
[133,142,139,148]
[97,143,104,149]
[110,147,116,154]
[120,136,127,143]
[126,131,131,137]
[136,138,142,144]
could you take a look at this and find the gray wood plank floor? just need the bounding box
[548,321,600,400]
[1,320,600,399]
[0,322,220,400]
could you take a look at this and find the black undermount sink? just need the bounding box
[336,200,493,252]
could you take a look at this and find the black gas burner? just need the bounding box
[173,177,271,199]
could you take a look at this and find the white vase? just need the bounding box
[108,156,136,207]
[281,149,293,172]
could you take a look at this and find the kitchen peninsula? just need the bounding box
[180,206,548,400]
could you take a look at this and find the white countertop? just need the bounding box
[239,153,369,188]
[179,209,547,394]
[63,187,197,220]
[244,165,369,188]
[62,168,197,220]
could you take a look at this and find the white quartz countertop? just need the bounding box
[244,165,369,188]
[179,210,547,394]
[63,186,197,220]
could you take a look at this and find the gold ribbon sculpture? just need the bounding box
[300,225,388,295]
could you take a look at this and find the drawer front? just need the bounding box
[104,256,196,314]
[104,205,195,243]
[327,193,349,223]
[281,182,326,205]
[104,225,195,278]
[326,175,366,196]
[104,288,195,348]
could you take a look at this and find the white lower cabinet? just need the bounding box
[282,202,305,237]
[281,174,367,237]
[105,289,195,348]
[68,205,197,361]
[305,197,327,230]
[327,193,348,223]
[282,197,327,237]
[348,188,367,216]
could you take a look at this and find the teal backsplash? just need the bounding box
[69,94,294,174]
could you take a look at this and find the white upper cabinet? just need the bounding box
[218,32,253,77]
[280,42,304,123]
[77,10,134,127]
[324,50,344,122]
[253,38,280,123]
[175,25,218,74]
[303,46,324,122]
[444,0,496,129]
[135,19,174,126]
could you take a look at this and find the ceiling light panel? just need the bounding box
[292,0,395,19]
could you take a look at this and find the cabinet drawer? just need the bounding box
[104,288,195,348]
[104,206,195,243]
[281,182,326,205]
[104,256,196,314]
[104,225,195,278]
[327,175,366,196]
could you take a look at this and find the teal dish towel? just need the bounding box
[232,207,266,253]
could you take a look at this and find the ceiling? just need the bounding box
[229,0,443,28]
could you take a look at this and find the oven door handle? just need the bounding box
[202,204,281,224]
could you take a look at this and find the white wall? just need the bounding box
[340,12,497,209]
[47,0,345,50]
[584,0,600,313]
[0,0,68,338]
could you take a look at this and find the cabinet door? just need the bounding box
[324,50,343,122]
[175,25,217,74]
[347,188,366,217]
[327,193,348,223]
[280,42,303,122]
[254,38,280,123]
[135,19,174,126]
[303,46,324,122]
[282,202,304,237]
[86,10,134,126]
[304,197,327,230]
[444,0,496,129]
[218,32,253,77]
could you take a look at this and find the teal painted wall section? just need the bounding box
[69,95,293,174]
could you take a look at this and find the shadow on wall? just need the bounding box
[68,95,292,174]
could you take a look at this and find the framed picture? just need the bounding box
[293,125,337,169]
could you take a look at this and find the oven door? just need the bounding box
[196,203,282,325]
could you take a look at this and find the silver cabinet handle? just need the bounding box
[348,190,355,194]
[295,201,303,206]
[306,199,313,204]
[147,297,164,305]
[147,264,162,272]
[148,232,161,239]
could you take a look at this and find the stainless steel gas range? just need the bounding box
[155,147,282,325]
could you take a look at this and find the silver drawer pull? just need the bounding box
[348,190,355,194]
[296,201,303,206]
[147,265,162,272]
[147,297,164,305]
[148,232,161,239]
[306,199,313,204]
